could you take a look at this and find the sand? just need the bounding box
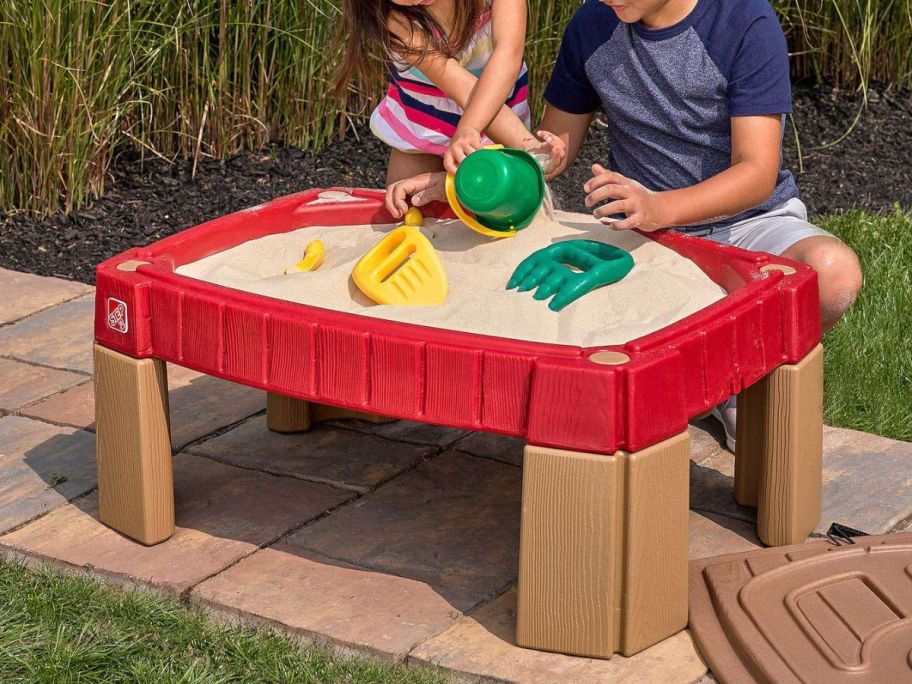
[176,210,726,347]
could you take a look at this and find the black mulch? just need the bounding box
[1,84,909,285]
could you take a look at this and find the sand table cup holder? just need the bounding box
[92,187,824,660]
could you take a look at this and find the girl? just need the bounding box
[334,0,563,216]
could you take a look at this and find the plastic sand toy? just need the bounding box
[445,146,546,239]
[352,226,447,306]
[284,240,325,274]
[507,240,634,311]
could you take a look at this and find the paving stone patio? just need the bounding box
[1,267,910,682]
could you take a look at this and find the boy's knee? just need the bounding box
[783,236,862,325]
[803,239,863,318]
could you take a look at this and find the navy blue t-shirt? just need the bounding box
[545,0,799,230]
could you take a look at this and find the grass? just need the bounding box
[2,0,911,216]
[820,207,912,442]
[0,557,448,684]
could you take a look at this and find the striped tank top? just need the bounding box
[369,8,532,156]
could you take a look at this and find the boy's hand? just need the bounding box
[584,164,670,231]
[444,127,483,174]
[523,130,566,180]
[385,172,447,218]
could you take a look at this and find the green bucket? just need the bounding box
[453,148,546,232]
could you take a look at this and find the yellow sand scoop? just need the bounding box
[352,225,447,306]
[284,240,325,273]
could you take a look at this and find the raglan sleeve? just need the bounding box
[543,5,601,114]
[727,8,792,116]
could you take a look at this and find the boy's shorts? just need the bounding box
[689,198,835,256]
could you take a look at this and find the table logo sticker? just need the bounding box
[106,297,129,334]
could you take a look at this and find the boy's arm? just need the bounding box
[536,104,594,178]
[445,0,528,171]
[585,115,784,231]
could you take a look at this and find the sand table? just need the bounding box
[176,210,726,346]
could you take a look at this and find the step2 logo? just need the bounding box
[106,297,129,334]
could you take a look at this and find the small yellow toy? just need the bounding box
[352,226,447,306]
[403,207,423,227]
[285,240,324,274]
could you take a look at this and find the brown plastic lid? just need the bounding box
[689,532,912,683]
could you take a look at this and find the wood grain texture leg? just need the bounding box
[266,393,395,433]
[737,345,824,546]
[94,344,174,545]
[516,432,690,659]
[266,393,311,433]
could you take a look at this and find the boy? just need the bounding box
[387,0,862,447]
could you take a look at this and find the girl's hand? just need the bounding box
[385,172,448,218]
[523,130,567,180]
[584,164,670,232]
[444,127,483,174]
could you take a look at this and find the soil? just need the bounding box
[1,84,909,285]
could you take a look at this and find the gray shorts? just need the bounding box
[687,198,835,256]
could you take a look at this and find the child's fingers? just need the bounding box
[611,213,641,231]
[593,199,633,220]
[585,183,630,207]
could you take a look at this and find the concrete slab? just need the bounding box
[0,452,351,594]
[329,418,469,448]
[186,415,436,492]
[192,547,462,661]
[0,295,94,372]
[0,268,92,326]
[0,415,96,533]
[0,357,87,411]
[409,588,708,683]
[286,451,522,605]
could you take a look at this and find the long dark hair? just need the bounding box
[333,0,487,102]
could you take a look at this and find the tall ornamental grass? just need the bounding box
[1,0,910,216]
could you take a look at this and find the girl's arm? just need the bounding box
[444,0,528,172]
[390,12,530,150]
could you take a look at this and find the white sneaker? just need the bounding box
[710,396,737,452]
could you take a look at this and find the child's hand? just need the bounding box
[444,127,483,174]
[584,164,669,232]
[523,130,566,180]
[385,172,447,218]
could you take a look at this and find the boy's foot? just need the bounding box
[710,396,737,452]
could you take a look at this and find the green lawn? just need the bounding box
[0,558,448,684]
[820,207,912,442]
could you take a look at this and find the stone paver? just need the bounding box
[0,294,94,372]
[0,415,96,534]
[331,418,469,448]
[690,451,755,525]
[0,357,87,411]
[409,588,708,683]
[816,425,912,534]
[690,425,912,536]
[0,452,351,594]
[192,547,462,661]
[186,415,436,492]
[454,432,524,466]
[688,510,761,560]
[21,363,265,449]
[688,419,726,463]
[0,268,92,326]
[285,450,521,606]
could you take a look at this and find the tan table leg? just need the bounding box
[266,392,394,433]
[735,344,823,546]
[94,344,174,545]
[516,432,690,659]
